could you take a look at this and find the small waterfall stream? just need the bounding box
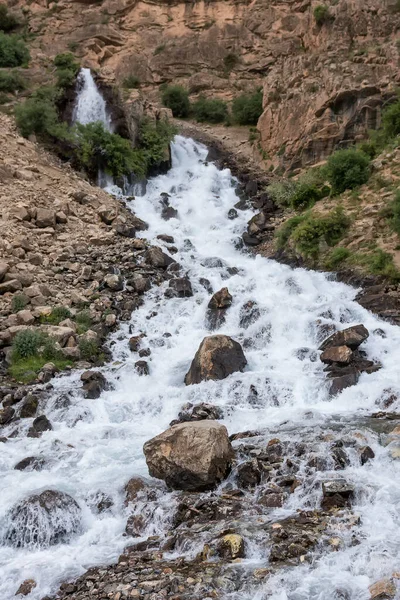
[0,76,400,600]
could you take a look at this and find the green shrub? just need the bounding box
[14,94,63,138]
[382,99,400,139]
[53,52,79,89]
[324,247,351,269]
[192,96,228,124]
[326,148,370,194]
[79,338,101,361]
[75,122,146,179]
[357,139,378,159]
[313,4,331,25]
[41,306,72,325]
[390,190,400,235]
[11,293,28,312]
[290,182,322,210]
[12,329,45,360]
[0,33,30,67]
[138,118,177,171]
[161,85,190,118]
[0,4,19,32]
[123,75,140,89]
[291,208,350,258]
[75,310,92,333]
[268,179,298,207]
[268,168,327,210]
[223,52,239,72]
[0,69,25,92]
[276,214,306,248]
[232,90,263,126]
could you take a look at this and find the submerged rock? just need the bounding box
[170,402,223,426]
[15,579,37,596]
[321,479,354,509]
[218,534,245,559]
[143,420,234,491]
[27,415,52,438]
[2,490,82,548]
[81,371,107,399]
[166,277,193,298]
[184,335,247,385]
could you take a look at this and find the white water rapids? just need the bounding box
[0,74,400,600]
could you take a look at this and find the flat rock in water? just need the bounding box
[319,324,369,351]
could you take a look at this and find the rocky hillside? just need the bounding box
[6,0,400,171]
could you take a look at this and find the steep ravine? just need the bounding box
[1,128,400,600]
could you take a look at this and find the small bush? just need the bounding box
[14,94,63,138]
[326,148,370,194]
[53,52,78,71]
[41,306,72,325]
[290,182,322,210]
[0,4,19,32]
[53,53,79,89]
[0,70,25,92]
[390,190,400,235]
[138,118,177,171]
[123,75,140,89]
[154,44,165,55]
[0,32,30,67]
[161,85,190,118]
[75,310,92,333]
[223,53,239,73]
[382,99,400,139]
[79,338,100,361]
[314,4,331,26]
[292,208,350,258]
[192,96,228,124]
[11,294,28,312]
[276,215,306,248]
[12,329,45,360]
[324,247,351,269]
[232,90,263,126]
[268,168,327,210]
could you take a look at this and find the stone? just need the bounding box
[16,310,35,325]
[0,406,15,425]
[208,287,232,310]
[369,579,396,599]
[228,208,238,220]
[236,460,262,489]
[329,371,360,396]
[166,277,193,298]
[0,261,9,282]
[319,324,369,351]
[104,274,124,291]
[39,325,75,347]
[184,335,247,385]
[131,273,150,294]
[170,402,224,426]
[14,456,46,471]
[157,234,174,243]
[218,534,245,559]
[143,420,234,491]
[321,479,354,509]
[128,336,142,352]
[98,206,117,225]
[27,415,52,438]
[360,445,375,465]
[35,208,56,228]
[20,394,38,418]
[0,279,22,294]
[3,490,81,548]
[56,211,68,224]
[135,360,149,375]
[320,345,353,365]
[124,477,147,504]
[81,371,107,399]
[114,223,136,238]
[161,205,178,220]
[15,579,37,596]
[105,313,117,327]
[145,246,175,269]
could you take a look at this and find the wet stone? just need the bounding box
[81,371,107,399]
[27,415,52,438]
[165,277,193,298]
[321,479,354,509]
[14,456,46,471]
[135,360,149,376]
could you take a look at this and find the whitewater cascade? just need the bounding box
[73,68,113,131]
[0,80,400,599]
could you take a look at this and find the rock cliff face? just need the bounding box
[7,0,400,170]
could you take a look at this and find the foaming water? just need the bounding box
[73,68,113,131]
[0,136,400,599]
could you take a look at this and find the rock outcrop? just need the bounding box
[143,420,234,491]
[184,335,247,385]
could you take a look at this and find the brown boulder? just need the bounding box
[0,279,22,294]
[320,345,353,365]
[143,420,234,491]
[184,335,247,385]
[319,324,369,351]
[208,287,232,310]
[145,246,175,269]
[35,208,56,229]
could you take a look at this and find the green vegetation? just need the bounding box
[53,52,79,89]
[9,356,71,384]
[161,85,190,118]
[0,69,25,92]
[123,75,140,89]
[192,96,228,124]
[268,168,328,210]
[78,338,101,362]
[313,4,332,26]
[138,118,177,171]
[40,306,71,325]
[14,87,67,139]
[352,249,400,281]
[276,208,350,259]
[324,247,351,269]
[75,310,92,333]
[0,33,29,67]
[326,148,370,194]
[382,99,400,139]
[11,294,28,312]
[232,90,263,126]
[0,4,19,32]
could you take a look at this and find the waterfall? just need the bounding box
[1,135,400,597]
[73,68,113,131]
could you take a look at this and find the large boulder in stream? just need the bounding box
[145,246,175,269]
[143,420,234,491]
[319,324,369,351]
[2,490,82,548]
[184,335,247,385]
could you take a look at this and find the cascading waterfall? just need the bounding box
[1,136,400,597]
